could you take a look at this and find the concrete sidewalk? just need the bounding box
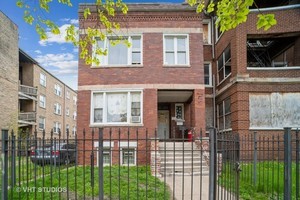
[161,174,210,200]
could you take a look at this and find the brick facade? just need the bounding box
[0,11,19,135]
[78,4,206,164]
[19,51,77,139]
[213,6,300,134]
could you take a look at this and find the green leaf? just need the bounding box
[16,1,23,8]
[257,14,277,31]
[207,1,215,13]
[84,8,91,19]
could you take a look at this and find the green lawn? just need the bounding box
[218,161,299,200]
[8,166,170,200]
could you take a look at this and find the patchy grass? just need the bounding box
[8,166,170,200]
[218,161,299,200]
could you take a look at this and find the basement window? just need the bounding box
[247,36,298,68]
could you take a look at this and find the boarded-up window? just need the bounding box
[249,93,300,128]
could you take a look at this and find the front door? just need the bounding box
[158,110,169,139]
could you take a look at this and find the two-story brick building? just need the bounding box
[78,3,206,136]
[77,2,300,165]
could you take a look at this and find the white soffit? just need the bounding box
[158,91,193,103]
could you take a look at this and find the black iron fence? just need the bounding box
[0,127,299,200]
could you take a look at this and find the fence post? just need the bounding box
[98,128,104,200]
[284,127,292,200]
[11,131,16,187]
[1,129,9,200]
[253,132,257,186]
[209,128,216,200]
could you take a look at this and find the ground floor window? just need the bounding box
[92,90,142,125]
[217,98,231,130]
[121,148,136,166]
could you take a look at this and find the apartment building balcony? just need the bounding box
[19,84,38,101]
[18,112,36,127]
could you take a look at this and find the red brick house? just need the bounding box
[77,3,207,165]
[77,2,300,165]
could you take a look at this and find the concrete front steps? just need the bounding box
[159,142,209,176]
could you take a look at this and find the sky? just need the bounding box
[0,0,182,90]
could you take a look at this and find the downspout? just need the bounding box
[211,16,216,129]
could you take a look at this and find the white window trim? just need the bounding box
[95,141,114,166]
[90,89,143,126]
[72,126,76,136]
[204,62,212,87]
[54,103,62,115]
[203,20,212,45]
[214,17,224,43]
[119,141,137,166]
[92,35,143,67]
[66,108,70,116]
[39,95,46,108]
[54,84,62,97]
[53,122,61,134]
[163,34,190,66]
[40,73,46,87]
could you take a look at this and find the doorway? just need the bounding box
[158,110,169,139]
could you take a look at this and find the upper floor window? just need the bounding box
[40,73,46,87]
[164,35,189,66]
[91,90,142,125]
[66,124,70,133]
[53,122,61,134]
[54,103,62,115]
[204,63,212,86]
[66,108,70,116]
[93,36,142,66]
[66,90,70,99]
[217,46,231,83]
[39,95,46,108]
[73,111,77,120]
[54,84,62,96]
[203,21,211,44]
[72,126,76,136]
[73,96,77,105]
[247,37,298,68]
[39,116,45,130]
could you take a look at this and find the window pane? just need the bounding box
[132,37,141,49]
[177,52,186,65]
[132,52,141,64]
[218,68,224,82]
[94,94,103,108]
[165,37,174,51]
[103,150,111,165]
[94,108,103,123]
[123,149,135,165]
[218,56,223,70]
[225,98,231,114]
[225,66,231,76]
[177,37,186,51]
[165,52,175,65]
[107,93,127,122]
[108,40,128,65]
[204,64,210,85]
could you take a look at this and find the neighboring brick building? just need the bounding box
[0,11,19,136]
[19,50,77,139]
[78,3,206,165]
[209,3,300,135]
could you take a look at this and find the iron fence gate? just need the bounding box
[0,127,299,200]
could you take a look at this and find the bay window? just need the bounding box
[92,90,142,125]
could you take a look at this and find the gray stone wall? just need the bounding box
[0,11,19,135]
